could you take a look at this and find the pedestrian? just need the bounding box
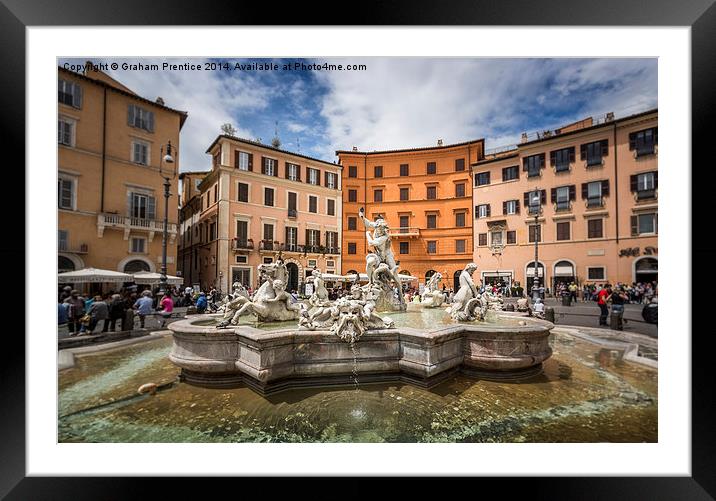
[107,293,125,332]
[133,290,154,329]
[608,285,628,330]
[88,295,110,333]
[183,285,193,306]
[597,284,611,326]
[58,300,69,326]
[158,293,174,328]
[63,289,85,336]
[59,285,72,303]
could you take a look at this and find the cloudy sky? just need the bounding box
[61,57,657,171]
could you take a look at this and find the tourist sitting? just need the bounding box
[196,292,208,314]
[133,290,154,329]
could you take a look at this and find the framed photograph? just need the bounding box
[5,0,714,497]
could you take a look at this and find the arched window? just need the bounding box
[453,270,462,290]
[124,259,150,273]
[346,270,359,276]
[425,269,437,280]
[553,260,575,288]
[58,256,75,273]
[398,269,411,276]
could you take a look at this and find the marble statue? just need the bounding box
[516,297,530,312]
[217,282,250,314]
[217,262,304,327]
[358,207,407,311]
[420,272,446,308]
[482,289,504,311]
[448,263,488,322]
[307,269,330,308]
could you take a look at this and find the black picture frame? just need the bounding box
[3,0,714,497]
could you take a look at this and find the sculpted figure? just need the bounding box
[448,263,487,321]
[420,272,446,308]
[307,269,330,307]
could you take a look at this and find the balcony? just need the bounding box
[259,240,281,251]
[97,213,177,243]
[393,227,420,238]
[287,208,298,218]
[635,189,657,201]
[554,201,572,212]
[233,238,254,251]
[586,198,604,209]
[58,242,88,254]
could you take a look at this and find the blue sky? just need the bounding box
[61,57,657,171]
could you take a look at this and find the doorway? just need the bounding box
[286,262,299,293]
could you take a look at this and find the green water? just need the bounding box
[58,332,657,443]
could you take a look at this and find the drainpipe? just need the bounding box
[613,123,619,244]
[100,87,107,212]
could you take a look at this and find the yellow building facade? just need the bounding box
[58,64,187,280]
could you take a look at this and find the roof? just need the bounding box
[58,66,188,129]
[179,170,211,179]
[336,138,484,156]
[205,135,340,168]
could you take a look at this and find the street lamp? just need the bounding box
[529,188,542,302]
[158,141,176,297]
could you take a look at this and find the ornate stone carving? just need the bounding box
[420,272,446,308]
[448,263,488,322]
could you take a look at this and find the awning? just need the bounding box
[58,267,134,284]
[132,272,184,286]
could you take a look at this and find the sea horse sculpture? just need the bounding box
[448,263,487,321]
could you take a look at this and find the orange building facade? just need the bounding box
[339,140,484,289]
[184,136,342,292]
[58,64,186,278]
[472,109,658,291]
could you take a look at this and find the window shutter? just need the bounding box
[580,144,586,161]
[486,205,491,217]
[248,153,253,171]
[523,192,529,206]
[522,159,528,172]
[581,183,588,199]
[540,190,546,204]
[540,154,545,169]
[127,104,135,126]
[653,171,658,189]
[127,192,133,216]
[502,201,507,215]
[297,165,301,181]
[305,168,311,184]
[550,188,557,203]
[569,147,575,163]
[305,229,310,247]
[630,216,638,236]
[654,128,658,145]
[261,157,266,175]
[515,200,520,214]
[325,171,329,187]
[73,83,83,108]
[569,185,576,201]
[273,161,278,177]
[475,206,479,219]
[147,111,154,132]
[475,174,479,186]
[316,169,321,185]
[629,132,636,150]
[602,180,610,196]
[234,150,240,168]
[630,175,637,192]
[285,162,290,179]
[550,151,556,166]
[601,140,609,156]
[148,196,156,220]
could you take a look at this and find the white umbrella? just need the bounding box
[132,272,184,286]
[58,267,133,283]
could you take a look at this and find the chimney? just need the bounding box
[352,146,358,151]
[156,97,165,105]
[437,139,443,147]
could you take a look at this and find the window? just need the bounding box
[374,189,383,202]
[504,200,518,215]
[524,154,545,177]
[374,166,383,178]
[455,212,466,227]
[132,141,149,165]
[588,267,606,280]
[326,231,339,252]
[588,218,603,239]
[58,117,74,146]
[427,162,436,175]
[264,187,274,207]
[455,158,465,171]
[399,215,409,230]
[348,166,357,178]
[585,181,604,208]
[348,242,357,254]
[131,237,146,253]
[581,140,608,166]
[58,177,74,210]
[263,223,274,242]
[554,186,571,211]
[455,183,466,198]
[238,183,249,203]
[629,128,657,156]
[348,189,357,202]
[632,213,657,235]
[490,231,502,245]
[427,241,437,254]
[525,190,545,215]
[400,164,409,176]
[551,147,575,172]
[264,158,277,176]
[556,221,570,241]
[507,230,516,244]
[427,214,437,229]
[236,221,249,244]
[213,151,221,167]
[127,104,154,132]
[237,151,250,171]
[235,256,248,264]
[348,217,357,230]
[475,172,490,186]
[478,233,487,246]
[528,225,541,243]
[309,196,318,213]
[502,166,519,181]
[58,79,82,108]
[400,241,409,254]
[58,230,68,251]
[400,187,409,201]
[305,229,320,249]
[456,239,466,253]
[209,222,217,241]
[476,204,490,218]
[307,167,320,185]
[130,192,155,220]
[426,186,437,200]
[631,172,657,200]
[327,199,335,216]
[285,226,298,250]
[287,163,299,180]
[288,192,298,215]
[325,172,337,188]
[195,179,202,191]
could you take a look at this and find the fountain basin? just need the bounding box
[168,312,553,394]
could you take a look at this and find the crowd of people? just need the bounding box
[580,281,657,304]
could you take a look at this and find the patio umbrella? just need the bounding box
[132,272,184,286]
[58,267,133,283]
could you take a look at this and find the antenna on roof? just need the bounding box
[296,137,301,153]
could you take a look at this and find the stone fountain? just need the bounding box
[168,208,554,394]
